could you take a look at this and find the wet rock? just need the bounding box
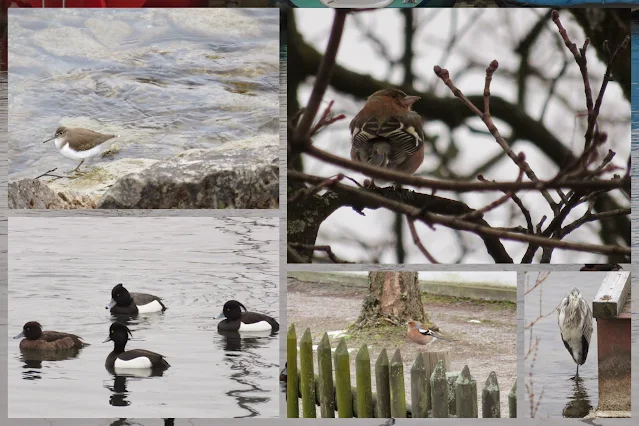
[8,179,96,209]
[47,158,159,202]
[97,144,278,209]
[9,135,278,210]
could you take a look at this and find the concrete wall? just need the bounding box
[287,271,516,303]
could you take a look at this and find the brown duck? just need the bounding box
[14,321,88,351]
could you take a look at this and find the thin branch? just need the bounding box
[458,166,524,221]
[407,217,440,264]
[434,62,559,214]
[288,173,345,203]
[304,144,626,193]
[35,168,65,180]
[289,170,630,257]
[562,208,631,237]
[293,10,347,143]
[288,243,350,263]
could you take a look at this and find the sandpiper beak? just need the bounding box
[13,331,25,339]
[106,300,116,310]
[42,136,56,144]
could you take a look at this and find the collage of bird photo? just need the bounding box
[0,2,636,426]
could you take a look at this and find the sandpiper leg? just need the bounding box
[68,160,85,173]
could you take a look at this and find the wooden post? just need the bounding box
[410,353,428,418]
[317,333,335,417]
[446,372,459,416]
[508,380,517,418]
[430,360,449,418]
[286,324,299,418]
[389,349,406,418]
[593,271,632,413]
[334,338,353,418]
[375,349,391,418]
[355,344,373,418]
[455,365,478,418]
[299,328,316,418]
[423,350,450,412]
[482,371,500,418]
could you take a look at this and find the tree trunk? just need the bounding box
[355,272,427,329]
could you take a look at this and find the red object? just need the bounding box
[10,0,209,6]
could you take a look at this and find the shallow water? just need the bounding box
[8,8,279,180]
[7,217,279,418]
[523,272,602,418]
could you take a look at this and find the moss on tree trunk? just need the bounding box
[354,272,429,329]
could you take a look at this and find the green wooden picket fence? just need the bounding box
[287,324,517,418]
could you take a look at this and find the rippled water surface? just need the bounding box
[8,217,279,418]
[8,8,279,180]
[524,272,603,418]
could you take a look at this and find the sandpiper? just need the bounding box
[42,126,120,172]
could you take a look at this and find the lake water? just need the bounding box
[7,8,279,180]
[7,217,280,418]
[523,272,604,418]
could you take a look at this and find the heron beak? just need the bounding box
[401,96,421,108]
[106,300,116,310]
[13,331,25,339]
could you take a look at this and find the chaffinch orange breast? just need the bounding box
[350,88,425,180]
[407,320,447,347]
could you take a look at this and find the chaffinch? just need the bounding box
[407,320,448,348]
[350,88,425,185]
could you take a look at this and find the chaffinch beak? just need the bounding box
[400,95,421,108]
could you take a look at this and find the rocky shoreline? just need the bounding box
[9,135,279,209]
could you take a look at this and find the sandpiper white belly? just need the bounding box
[56,138,111,160]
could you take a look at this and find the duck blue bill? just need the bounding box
[106,299,116,309]
[215,312,225,319]
[102,337,111,343]
[13,331,25,339]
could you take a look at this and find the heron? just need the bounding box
[558,287,593,377]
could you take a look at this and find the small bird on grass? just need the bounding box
[43,126,120,173]
[407,320,448,350]
[350,88,425,187]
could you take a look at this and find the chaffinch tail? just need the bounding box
[350,88,426,185]
[407,320,448,348]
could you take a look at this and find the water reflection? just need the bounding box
[104,368,167,408]
[217,329,277,352]
[108,418,175,426]
[562,376,593,418]
[217,330,279,417]
[18,348,82,381]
